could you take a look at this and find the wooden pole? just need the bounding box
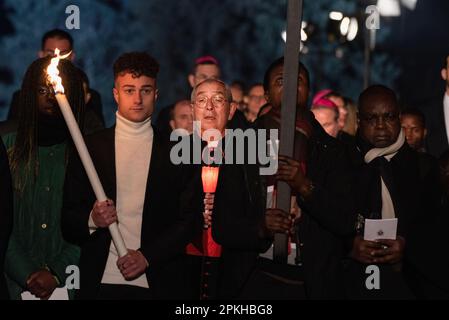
[274,0,304,263]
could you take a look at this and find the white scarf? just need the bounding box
[364,130,405,219]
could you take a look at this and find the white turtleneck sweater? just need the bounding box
[100,112,153,288]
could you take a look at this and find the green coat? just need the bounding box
[2,133,80,300]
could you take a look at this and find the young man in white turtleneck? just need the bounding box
[93,57,157,293]
[62,52,203,300]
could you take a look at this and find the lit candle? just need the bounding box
[201,166,219,229]
[201,166,221,257]
[47,49,127,258]
[201,166,219,193]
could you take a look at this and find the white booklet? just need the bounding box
[21,287,69,300]
[363,218,398,241]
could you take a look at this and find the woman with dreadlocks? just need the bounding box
[1,57,84,300]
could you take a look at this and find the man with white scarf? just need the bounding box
[344,85,449,299]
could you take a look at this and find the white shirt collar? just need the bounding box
[443,93,449,142]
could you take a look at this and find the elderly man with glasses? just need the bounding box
[180,79,268,299]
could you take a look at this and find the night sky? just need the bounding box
[1,0,448,125]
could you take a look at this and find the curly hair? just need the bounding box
[113,52,159,80]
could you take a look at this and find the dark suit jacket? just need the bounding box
[257,111,357,299]
[228,109,250,130]
[175,134,268,299]
[62,127,203,299]
[347,141,449,298]
[0,138,13,300]
[211,160,269,299]
[422,96,449,158]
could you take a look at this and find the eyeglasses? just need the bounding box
[194,94,228,109]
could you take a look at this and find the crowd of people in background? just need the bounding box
[0,28,449,300]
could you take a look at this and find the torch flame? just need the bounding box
[46,48,72,94]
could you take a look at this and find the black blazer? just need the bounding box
[423,96,449,158]
[62,127,203,299]
[297,120,357,299]
[257,112,357,299]
[0,138,13,300]
[347,141,449,298]
[211,160,269,299]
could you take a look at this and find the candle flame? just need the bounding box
[46,48,72,94]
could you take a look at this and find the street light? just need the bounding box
[338,16,358,42]
[347,18,359,41]
[329,11,343,21]
[377,0,401,16]
[377,0,418,17]
[281,21,309,52]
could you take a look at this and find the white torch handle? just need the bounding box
[56,93,128,257]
